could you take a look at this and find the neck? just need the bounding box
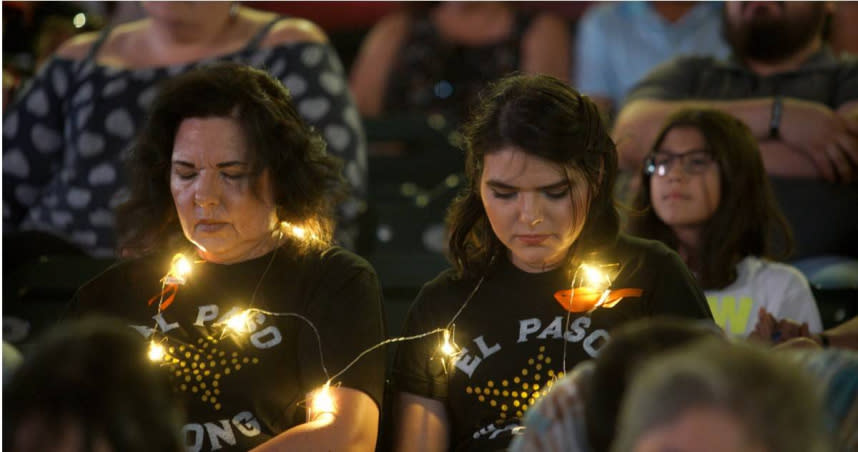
[198,229,282,265]
[651,2,698,23]
[509,252,564,274]
[146,11,236,50]
[745,36,823,76]
[672,226,703,270]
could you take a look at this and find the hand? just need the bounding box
[772,317,811,343]
[780,100,858,182]
[748,307,778,344]
[748,308,811,345]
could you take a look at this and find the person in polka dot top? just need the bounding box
[3,2,366,258]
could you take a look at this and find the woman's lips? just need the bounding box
[516,234,549,245]
[196,221,227,232]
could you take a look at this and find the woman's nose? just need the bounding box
[194,173,220,207]
[664,159,685,181]
[519,193,543,226]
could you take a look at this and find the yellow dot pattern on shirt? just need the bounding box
[162,337,261,410]
[465,345,563,426]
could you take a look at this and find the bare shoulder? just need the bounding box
[262,17,330,47]
[54,31,101,60]
[54,20,146,61]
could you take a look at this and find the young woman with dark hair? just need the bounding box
[71,63,384,452]
[391,74,713,452]
[628,108,822,338]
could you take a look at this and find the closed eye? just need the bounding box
[222,172,247,180]
[175,171,197,180]
[544,188,569,199]
[491,190,517,200]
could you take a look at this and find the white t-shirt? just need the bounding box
[705,256,823,338]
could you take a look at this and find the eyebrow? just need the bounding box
[171,160,249,169]
[653,149,708,155]
[485,179,568,191]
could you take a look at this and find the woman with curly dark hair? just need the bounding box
[391,74,713,452]
[71,63,384,452]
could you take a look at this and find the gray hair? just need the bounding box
[612,340,831,452]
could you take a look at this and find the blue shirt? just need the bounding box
[574,2,730,108]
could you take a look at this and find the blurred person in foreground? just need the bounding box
[612,340,831,452]
[3,316,184,452]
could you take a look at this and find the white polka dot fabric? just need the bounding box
[3,39,367,256]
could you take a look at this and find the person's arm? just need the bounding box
[394,392,450,452]
[275,253,385,451]
[617,77,858,181]
[613,97,773,170]
[776,98,858,182]
[349,12,410,117]
[814,316,858,350]
[520,12,571,82]
[251,386,379,452]
[772,316,858,350]
[753,309,858,350]
[757,140,821,179]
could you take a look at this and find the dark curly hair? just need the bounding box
[116,63,346,256]
[448,74,620,279]
[628,108,793,289]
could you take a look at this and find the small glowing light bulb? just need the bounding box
[440,329,457,356]
[312,382,336,415]
[165,254,192,284]
[582,264,608,290]
[225,310,251,334]
[148,340,166,362]
[174,256,192,278]
[291,225,307,239]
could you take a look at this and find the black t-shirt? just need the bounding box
[392,235,712,451]
[72,245,385,452]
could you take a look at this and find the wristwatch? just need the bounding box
[769,96,783,139]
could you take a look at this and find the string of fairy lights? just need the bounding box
[144,221,618,418]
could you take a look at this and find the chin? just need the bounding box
[512,249,563,269]
[192,239,229,255]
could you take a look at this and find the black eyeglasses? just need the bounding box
[644,150,715,176]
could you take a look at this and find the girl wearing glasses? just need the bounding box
[629,108,822,339]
